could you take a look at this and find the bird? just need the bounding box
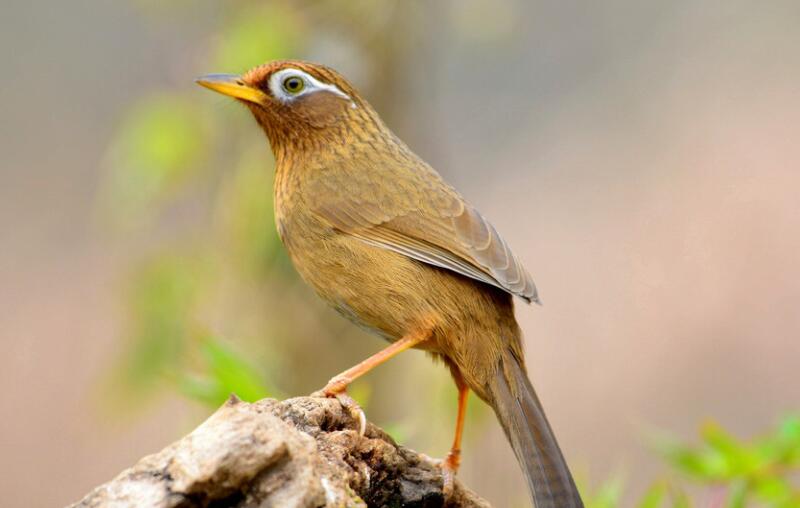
[197,60,583,508]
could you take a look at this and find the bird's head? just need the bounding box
[196,60,380,154]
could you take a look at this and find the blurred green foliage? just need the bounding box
[104,93,209,222]
[104,2,312,406]
[112,252,276,407]
[177,335,276,406]
[103,0,440,422]
[211,4,303,71]
[582,416,800,508]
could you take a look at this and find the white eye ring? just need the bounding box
[268,68,352,104]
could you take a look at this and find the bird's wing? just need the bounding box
[308,154,538,303]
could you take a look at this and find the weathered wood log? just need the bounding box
[70,395,492,508]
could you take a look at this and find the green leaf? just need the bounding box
[177,374,224,407]
[670,486,692,508]
[118,254,207,394]
[637,480,667,508]
[585,475,624,508]
[776,416,800,465]
[657,439,714,479]
[726,479,747,508]
[753,476,792,502]
[700,421,754,477]
[779,416,800,443]
[105,94,209,222]
[197,335,272,404]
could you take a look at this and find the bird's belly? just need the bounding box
[279,212,519,370]
[287,232,429,342]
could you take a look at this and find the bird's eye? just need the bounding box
[282,76,305,95]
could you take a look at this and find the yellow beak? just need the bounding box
[195,74,268,105]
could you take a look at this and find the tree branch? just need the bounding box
[70,395,492,507]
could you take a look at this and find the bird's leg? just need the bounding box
[442,375,470,498]
[315,327,430,435]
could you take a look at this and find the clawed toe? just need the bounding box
[441,469,456,499]
[333,391,367,436]
[440,452,460,500]
[315,378,367,436]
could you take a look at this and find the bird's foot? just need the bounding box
[312,375,367,436]
[440,449,461,500]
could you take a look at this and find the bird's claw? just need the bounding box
[440,450,460,500]
[314,376,367,436]
[334,391,367,437]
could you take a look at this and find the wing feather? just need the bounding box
[308,155,539,303]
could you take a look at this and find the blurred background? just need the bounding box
[1,1,798,507]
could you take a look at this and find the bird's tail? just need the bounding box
[488,348,583,508]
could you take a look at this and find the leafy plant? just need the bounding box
[583,417,800,508]
[103,0,417,416]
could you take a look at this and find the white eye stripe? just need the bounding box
[268,68,352,104]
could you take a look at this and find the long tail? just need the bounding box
[488,348,583,508]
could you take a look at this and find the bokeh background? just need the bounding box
[1,1,798,507]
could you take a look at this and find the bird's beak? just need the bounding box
[195,74,268,105]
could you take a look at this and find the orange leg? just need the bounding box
[442,375,469,496]
[317,327,430,434]
[445,383,469,471]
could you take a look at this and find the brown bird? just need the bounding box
[197,60,583,508]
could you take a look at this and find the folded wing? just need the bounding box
[309,154,538,303]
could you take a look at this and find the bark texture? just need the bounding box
[70,396,492,508]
